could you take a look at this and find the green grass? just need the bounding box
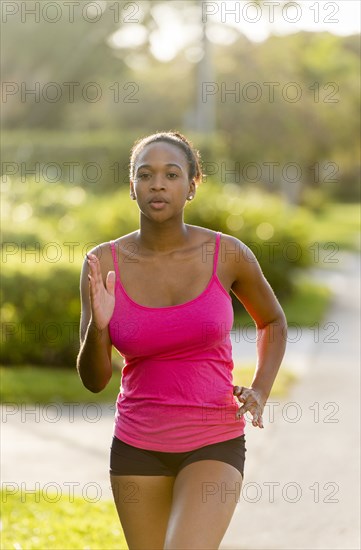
[234,279,332,327]
[0,365,122,405]
[232,364,297,398]
[1,361,296,405]
[0,490,127,550]
[281,279,333,325]
[308,202,360,251]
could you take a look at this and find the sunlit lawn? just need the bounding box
[234,278,332,327]
[0,361,297,405]
[308,202,360,252]
[232,363,297,397]
[0,364,122,405]
[1,490,127,550]
[268,278,332,326]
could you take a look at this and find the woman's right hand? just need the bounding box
[86,253,116,331]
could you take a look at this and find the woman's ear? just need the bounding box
[189,179,196,197]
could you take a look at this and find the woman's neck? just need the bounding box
[136,222,191,254]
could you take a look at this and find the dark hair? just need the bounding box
[129,131,203,187]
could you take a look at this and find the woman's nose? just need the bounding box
[150,175,166,190]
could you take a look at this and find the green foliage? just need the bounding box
[188,180,314,299]
[1,490,127,549]
[1,131,138,193]
[2,29,360,200]
[1,267,80,365]
[1,173,323,366]
[2,12,359,371]
[1,129,228,194]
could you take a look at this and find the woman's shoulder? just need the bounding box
[111,231,139,247]
[88,231,139,257]
[188,226,251,277]
[218,232,255,265]
[86,231,139,279]
[218,231,249,252]
[188,225,247,247]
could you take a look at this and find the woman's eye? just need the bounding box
[138,173,150,180]
[168,173,178,179]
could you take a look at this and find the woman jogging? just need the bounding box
[76,131,287,549]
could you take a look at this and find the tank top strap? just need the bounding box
[109,240,121,281]
[212,232,221,275]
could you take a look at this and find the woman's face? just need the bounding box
[130,141,195,218]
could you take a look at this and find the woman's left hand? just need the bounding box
[233,385,265,428]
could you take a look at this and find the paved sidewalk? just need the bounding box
[1,253,360,549]
[1,402,117,500]
[221,252,361,549]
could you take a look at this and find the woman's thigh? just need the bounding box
[110,473,175,550]
[109,435,246,548]
[164,460,243,549]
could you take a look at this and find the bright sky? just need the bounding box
[108,1,361,62]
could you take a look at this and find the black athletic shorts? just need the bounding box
[109,434,246,478]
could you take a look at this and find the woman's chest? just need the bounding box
[117,253,232,308]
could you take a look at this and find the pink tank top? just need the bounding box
[108,231,246,452]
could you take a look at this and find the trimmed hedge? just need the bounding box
[1,129,228,193]
[1,267,80,366]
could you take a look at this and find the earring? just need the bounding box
[188,195,193,200]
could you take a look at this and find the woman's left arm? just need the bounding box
[225,236,288,428]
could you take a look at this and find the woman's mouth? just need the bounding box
[150,201,167,209]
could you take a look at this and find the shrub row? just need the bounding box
[2,177,314,366]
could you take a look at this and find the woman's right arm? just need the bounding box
[76,249,116,393]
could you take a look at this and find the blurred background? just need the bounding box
[1,1,360,548]
[1,0,359,368]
